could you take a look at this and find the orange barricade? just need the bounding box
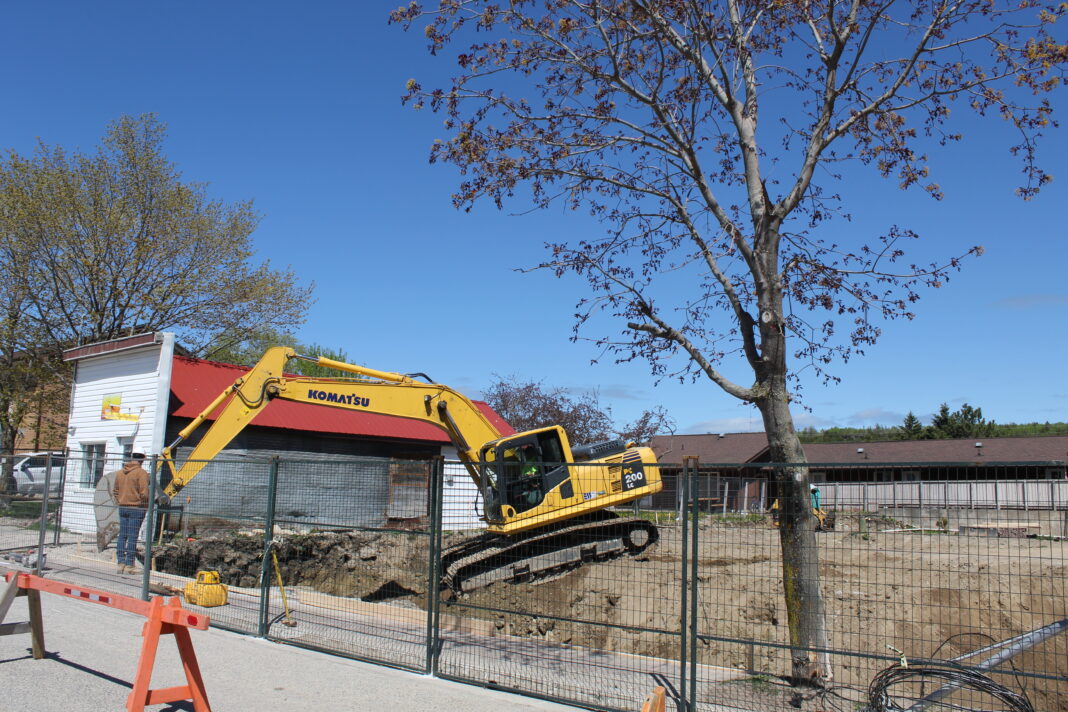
[641,685,667,712]
[1,572,212,712]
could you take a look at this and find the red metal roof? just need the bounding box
[169,356,514,443]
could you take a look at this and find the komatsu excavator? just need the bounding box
[159,347,662,594]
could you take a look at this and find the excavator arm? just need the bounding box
[161,346,504,497]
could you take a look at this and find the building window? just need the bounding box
[118,437,134,462]
[81,443,106,487]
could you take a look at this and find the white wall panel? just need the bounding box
[62,336,174,533]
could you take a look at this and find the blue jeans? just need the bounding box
[117,507,146,566]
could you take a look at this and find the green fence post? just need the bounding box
[689,457,700,712]
[258,456,281,637]
[426,456,445,675]
[33,454,55,575]
[51,450,68,547]
[679,458,692,712]
[141,455,159,601]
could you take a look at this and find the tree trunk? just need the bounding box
[0,408,18,497]
[757,379,833,686]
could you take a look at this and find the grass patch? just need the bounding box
[727,673,778,693]
[19,522,65,533]
[0,500,59,518]
[711,512,766,525]
[630,510,678,525]
[744,674,774,690]
[629,510,770,526]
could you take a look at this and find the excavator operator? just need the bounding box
[503,443,544,512]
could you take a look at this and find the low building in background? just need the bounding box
[648,432,1068,516]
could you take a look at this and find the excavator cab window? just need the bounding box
[478,448,503,522]
[491,429,571,515]
[498,441,542,514]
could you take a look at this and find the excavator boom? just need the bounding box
[162,347,502,496]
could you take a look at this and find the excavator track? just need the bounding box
[440,511,658,595]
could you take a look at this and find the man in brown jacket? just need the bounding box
[111,453,149,574]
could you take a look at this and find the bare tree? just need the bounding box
[483,374,675,444]
[0,190,63,493]
[392,0,1064,684]
[0,299,55,495]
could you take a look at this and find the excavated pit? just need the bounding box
[151,518,1068,711]
[154,529,435,599]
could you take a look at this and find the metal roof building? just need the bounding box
[59,332,512,532]
[649,432,1068,467]
[168,354,513,456]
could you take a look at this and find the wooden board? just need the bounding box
[93,471,119,552]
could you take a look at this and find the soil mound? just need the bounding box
[154,530,433,598]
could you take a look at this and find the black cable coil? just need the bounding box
[867,660,1034,712]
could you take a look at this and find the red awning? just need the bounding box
[169,355,513,443]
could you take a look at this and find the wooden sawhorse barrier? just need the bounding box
[0,571,213,712]
[641,685,666,712]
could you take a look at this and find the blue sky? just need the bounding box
[2,3,1065,436]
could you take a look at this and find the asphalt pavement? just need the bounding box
[0,592,582,712]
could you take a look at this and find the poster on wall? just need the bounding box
[100,393,140,422]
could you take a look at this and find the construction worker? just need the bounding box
[111,453,149,574]
[519,463,543,507]
[809,482,821,511]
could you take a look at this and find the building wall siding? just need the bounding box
[61,341,171,534]
[443,460,485,530]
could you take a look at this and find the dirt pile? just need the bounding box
[154,530,433,598]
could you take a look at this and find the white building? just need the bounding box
[60,333,176,533]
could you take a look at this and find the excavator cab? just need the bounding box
[479,427,574,522]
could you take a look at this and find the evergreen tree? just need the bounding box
[900,412,924,440]
[943,403,995,439]
[926,402,996,439]
[930,404,952,437]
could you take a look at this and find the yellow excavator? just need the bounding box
[159,347,663,593]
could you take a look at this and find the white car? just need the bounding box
[6,453,65,495]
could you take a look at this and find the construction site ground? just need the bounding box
[5,536,750,712]
[2,514,1065,711]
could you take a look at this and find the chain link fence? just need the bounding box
[2,453,1065,711]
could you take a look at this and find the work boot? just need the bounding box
[124,565,138,576]
[117,564,127,574]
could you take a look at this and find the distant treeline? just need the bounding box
[798,403,1068,443]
